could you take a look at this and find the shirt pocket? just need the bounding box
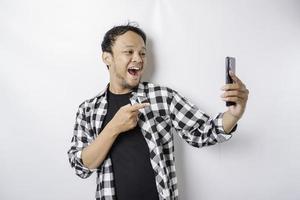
[154,115,173,145]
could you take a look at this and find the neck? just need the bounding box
[108,82,133,94]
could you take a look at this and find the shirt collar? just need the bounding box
[95,82,147,99]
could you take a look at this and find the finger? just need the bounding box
[221,90,248,98]
[129,103,151,111]
[222,82,248,91]
[229,71,241,83]
[229,71,246,87]
[221,90,238,98]
[221,96,243,104]
[222,93,248,102]
[221,83,240,91]
[222,92,248,103]
[130,111,139,120]
[123,103,133,108]
[132,110,139,116]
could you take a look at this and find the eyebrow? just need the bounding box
[123,45,146,50]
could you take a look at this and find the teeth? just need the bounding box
[128,67,140,70]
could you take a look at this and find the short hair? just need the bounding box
[101,22,147,69]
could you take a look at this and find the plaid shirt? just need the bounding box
[67,81,236,200]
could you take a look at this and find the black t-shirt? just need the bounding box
[101,89,159,200]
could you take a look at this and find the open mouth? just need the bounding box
[128,68,141,77]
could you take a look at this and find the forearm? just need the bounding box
[222,110,239,134]
[81,122,120,169]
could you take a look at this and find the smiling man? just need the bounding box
[67,23,249,200]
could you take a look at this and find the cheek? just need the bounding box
[113,60,129,75]
[115,55,131,67]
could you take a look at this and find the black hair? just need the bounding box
[101,22,147,69]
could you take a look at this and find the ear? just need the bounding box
[102,52,113,66]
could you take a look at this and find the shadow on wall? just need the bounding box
[173,132,188,199]
[141,37,157,82]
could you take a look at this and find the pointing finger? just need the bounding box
[130,103,151,111]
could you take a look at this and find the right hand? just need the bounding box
[109,103,150,134]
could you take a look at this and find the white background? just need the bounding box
[1,0,299,199]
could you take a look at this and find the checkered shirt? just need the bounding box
[67,81,236,200]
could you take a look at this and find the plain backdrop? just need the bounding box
[1,0,299,199]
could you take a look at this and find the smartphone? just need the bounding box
[225,57,236,106]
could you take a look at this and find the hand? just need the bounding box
[221,71,249,120]
[108,103,150,134]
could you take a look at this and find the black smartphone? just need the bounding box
[225,57,236,106]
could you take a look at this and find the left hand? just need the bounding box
[221,71,249,120]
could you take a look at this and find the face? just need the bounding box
[102,31,146,94]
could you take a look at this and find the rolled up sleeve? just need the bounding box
[168,89,237,148]
[67,102,97,179]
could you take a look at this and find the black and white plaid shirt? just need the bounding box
[67,82,236,200]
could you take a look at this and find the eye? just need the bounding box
[140,52,146,57]
[123,50,133,54]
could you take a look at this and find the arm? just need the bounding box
[67,102,150,178]
[167,72,248,147]
[168,90,234,148]
[81,122,119,170]
[81,103,150,170]
[67,103,97,179]
[68,103,114,179]
[222,111,239,134]
[67,104,120,178]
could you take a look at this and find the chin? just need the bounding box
[130,80,140,87]
[122,80,139,90]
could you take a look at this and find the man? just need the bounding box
[67,24,249,200]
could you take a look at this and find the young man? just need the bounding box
[67,24,249,200]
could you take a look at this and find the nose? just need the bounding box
[132,52,143,63]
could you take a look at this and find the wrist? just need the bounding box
[222,111,239,134]
[106,122,121,138]
[226,111,241,120]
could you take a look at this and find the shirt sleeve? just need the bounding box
[67,102,98,179]
[168,89,237,148]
